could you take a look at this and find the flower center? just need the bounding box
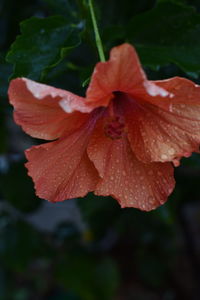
[104,116,125,139]
[103,92,126,140]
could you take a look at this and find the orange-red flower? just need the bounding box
[8,43,200,211]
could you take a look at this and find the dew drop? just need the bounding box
[161,154,168,160]
[141,204,146,209]
[168,148,175,155]
[148,196,154,204]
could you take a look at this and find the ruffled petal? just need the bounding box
[8,78,93,140]
[123,78,200,164]
[86,43,146,107]
[143,77,200,109]
[25,118,100,202]
[87,120,175,211]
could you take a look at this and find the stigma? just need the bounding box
[104,116,125,139]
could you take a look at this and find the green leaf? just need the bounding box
[6,16,83,80]
[42,0,77,18]
[126,1,200,75]
[0,54,12,99]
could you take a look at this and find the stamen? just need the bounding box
[108,100,115,118]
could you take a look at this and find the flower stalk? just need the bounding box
[88,0,105,62]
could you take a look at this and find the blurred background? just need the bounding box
[1,0,200,299]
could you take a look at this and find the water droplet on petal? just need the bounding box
[148,196,154,204]
[161,154,168,160]
[141,204,146,209]
[168,148,175,155]
[172,158,180,167]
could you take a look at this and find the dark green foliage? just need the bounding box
[126,1,200,76]
[0,160,41,212]
[55,253,119,300]
[42,0,78,18]
[6,16,83,80]
[0,218,46,272]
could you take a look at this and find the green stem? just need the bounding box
[88,0,105,62]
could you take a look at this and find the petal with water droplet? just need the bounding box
[87,120,175,211]
[86,43,146,107]
[25,118,100,202]
[122,81,200,163]
[8,78,93,140]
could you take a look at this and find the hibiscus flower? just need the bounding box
[8,43,200,211]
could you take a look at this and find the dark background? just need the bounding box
[1,0,200,299]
